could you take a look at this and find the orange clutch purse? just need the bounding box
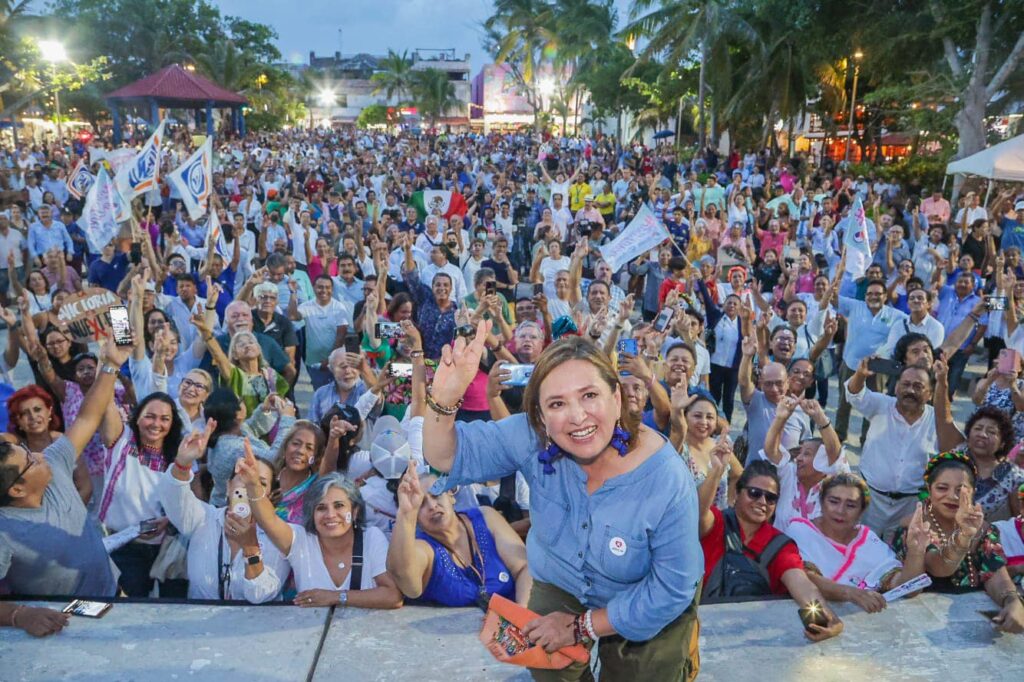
[478,594,591,670]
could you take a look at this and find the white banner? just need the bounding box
[105,148,137,176]
[81,168,129,254]
[115,119,166,200]
[167,137,213,220]
[66,159,95,200]
[599,203,670,272]
[842,196,873,279]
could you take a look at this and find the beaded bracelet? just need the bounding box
[425,388,463,417]
[583,610,597,641]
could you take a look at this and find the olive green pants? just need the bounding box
[526,581,700,682]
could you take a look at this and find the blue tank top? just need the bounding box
[416,507,516,607]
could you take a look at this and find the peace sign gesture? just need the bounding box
[954,485,984,541]
[176,418,216,466]
[395,459,425,515]
[431,319,488,406]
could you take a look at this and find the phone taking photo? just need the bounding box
[653,307,675,333]
[389,362,414,379]
[108,305,133,346]
[375,322,405,339]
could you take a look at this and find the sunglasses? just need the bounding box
[743,486,779,505]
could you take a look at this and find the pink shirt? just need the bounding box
[759,231,787,259]
[921,197,951,224]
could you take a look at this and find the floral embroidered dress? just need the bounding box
[981,382,1024,442]
[63,381,128,478]
[891,523,1007,593]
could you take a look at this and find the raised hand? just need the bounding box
[617,293,635,324]
[236,438,263,493]
[954,485,984,541]
[905,503,931,556]
[741,333,758,357]
[395,459,425,515]
[932,358,948,385]
[176,418,216,465]
[776,395,799,420]
[822,311,838,338]
[431,319,488,405]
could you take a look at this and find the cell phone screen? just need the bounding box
[108,305,133,346]
[344,335,361,354]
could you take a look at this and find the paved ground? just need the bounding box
[3,592,1020,681]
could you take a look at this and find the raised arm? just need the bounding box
[932,358,966,451]
[698,442,730,538]
[70,338,134,456]
[191,313,233,380]
[386,461,434,599]
[237,437,295,555]
[738,333,758,404]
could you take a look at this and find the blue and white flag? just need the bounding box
[115,119,165,200]
[842,196,873,279]
[204,210,228,258]
[82,168,130,254]
[167,137,213,220]
[599,202,670,272]
[66,159,95,200]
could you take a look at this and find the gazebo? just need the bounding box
[105,64,248,143]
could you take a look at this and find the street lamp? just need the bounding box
[843,50,864,164]
[38,40,67,144]
[314,89,335,128]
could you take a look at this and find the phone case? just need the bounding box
[63,600,113,618]
[479,594,590,670]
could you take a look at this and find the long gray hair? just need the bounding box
[302,472,365,535]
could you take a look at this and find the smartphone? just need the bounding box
[987,296,1008,311]
[533,283,542,297]
[62,599,112,618]
[455,324,476,339]
[617,338,638,357]
[344,334,361,354]
[485,281,497,297]
[653,307,675,333]
[389,362,414,379]
[129,242,142,265]
[108,305,133,346]
[375,321,405,339]
[798,601,829,630]
[230,487,251,519]
[998,349,1021,375]
[501,363,534,387]
[139,517,160,534]
[867,357,903,376]
[514,283,536,301]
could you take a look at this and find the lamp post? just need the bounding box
[38,40,67,145]
[843,50,864,164]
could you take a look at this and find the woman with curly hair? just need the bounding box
[937,380,1024,521]
[890,452,1023,633]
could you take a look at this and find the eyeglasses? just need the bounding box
[743,486,779,505]
[0,451,37,498]
[181,378,210,392]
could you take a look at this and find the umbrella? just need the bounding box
[653,130,675,139]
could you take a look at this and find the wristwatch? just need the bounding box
[338,589,349,607]
[99,364,119,376]
[245,553,262,566]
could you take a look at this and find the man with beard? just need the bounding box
[845,360,938,535]
[740,335,812,462]
[308,347,370,424]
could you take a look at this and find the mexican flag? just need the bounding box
[409,189,468,222]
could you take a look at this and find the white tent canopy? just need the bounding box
[945,134,1024,182]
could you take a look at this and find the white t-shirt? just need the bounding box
[100,429,164,538]
[298,298,352,365]
[286,523,389,593]
[539,256,570,299]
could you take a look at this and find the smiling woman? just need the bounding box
[421,321,702,681]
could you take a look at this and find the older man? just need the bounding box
[203,300,295,383]
[27,206,73,265]
[309,347,370,424]
[845,359,938,535]
[740,334,812,460]
[251,282,299,366]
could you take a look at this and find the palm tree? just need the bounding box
[409,68,458,131]
[371,49,413,105]
[553,0,617,132]
[195,39,261,93]
[624,0,756,149]
[484,0,558,129]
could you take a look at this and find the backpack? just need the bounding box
[704,509,793,599]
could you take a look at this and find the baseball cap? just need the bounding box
[584,194,595,202]
[1015,200,1024,212]
[369,416,412,480]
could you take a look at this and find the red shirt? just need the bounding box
[701,506,804,595]
[657,277,686,308]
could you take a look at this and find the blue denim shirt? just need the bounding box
[434,413,703,641]
[837,296,906,368]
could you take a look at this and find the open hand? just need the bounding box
[954,485,984,541]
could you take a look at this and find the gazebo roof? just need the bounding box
[106,64,247,107]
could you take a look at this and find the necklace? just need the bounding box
[926,503,978,587]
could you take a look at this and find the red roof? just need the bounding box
[106,64,247,106]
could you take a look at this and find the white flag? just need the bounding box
[66,159,95,200]
[115,119,166,200]
[842,196,873,279]
[167,137,213,220]
[599,203,670,272]
[81,168,130,254]
[204,210,228,258]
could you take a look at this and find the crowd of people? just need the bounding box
[1,127,1023,677]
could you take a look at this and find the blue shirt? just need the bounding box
[308,379,368,425]
[435,413,702,642]
[87,253,130,292]
[837,297,906,367]
[405,267,457,359]
[935,286,986,349]
[27,220,74,260]
[1000,216,1024,251]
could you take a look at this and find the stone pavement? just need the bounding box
[2,592,1021,681]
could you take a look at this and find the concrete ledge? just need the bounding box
[2,592,1021,681]
[0,602,332,682]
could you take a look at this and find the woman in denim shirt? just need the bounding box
[423,323,703,681]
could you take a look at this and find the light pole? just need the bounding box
[843,50,863,164]
[316,89,336,129]
[38,40,67,145]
